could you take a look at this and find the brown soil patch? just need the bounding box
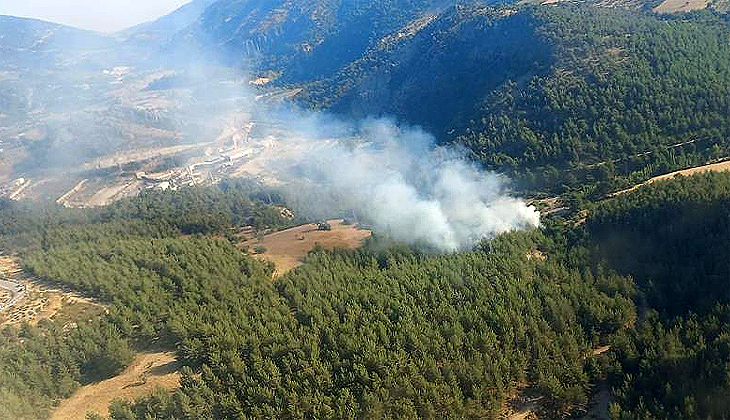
[241,220,371,276]
[612,159,730,196]
[51,351,182,420]
[0,256,105,327]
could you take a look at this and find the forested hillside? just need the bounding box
[460,7,730,195]
[5,170,730,418]
[299,5,730,194]
[0,179,289,253]
[178,0,459,81]
[0,182,288,419]
[5,1,730,418]
[587,172,730,419]
[589,172,730,316]
[0,181,638,419]
[301,5,554,139]
[20,232,632,419]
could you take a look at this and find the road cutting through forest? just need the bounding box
[612,159,730,196]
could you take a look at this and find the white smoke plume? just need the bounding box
[0,22,539,251]
[262,113,540,251]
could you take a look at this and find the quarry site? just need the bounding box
[0,114,308,208]
[0,63,312,208]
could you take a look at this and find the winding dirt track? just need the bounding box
[612,159,730,196]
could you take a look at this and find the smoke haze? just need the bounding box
[256,111,540,251]
[0,12,540,251]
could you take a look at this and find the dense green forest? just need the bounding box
[98,236,633,418]
[0,319,134,419]
[461,7,730,196]
[0,179,289,253]
[0,180,636,419]
[5,171,730,418]
[0,181,287,419]
[587,172,730,419]
[589,172,730,316]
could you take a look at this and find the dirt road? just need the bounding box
[612,159,730,196]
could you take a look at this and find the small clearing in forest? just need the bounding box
[241,219,371,276]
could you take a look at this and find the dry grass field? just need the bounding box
[51,351,182,420]
[241,220,371,276]
[654,0,709,12]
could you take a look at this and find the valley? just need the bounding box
[0,55,340,209]
[0,117,339,207]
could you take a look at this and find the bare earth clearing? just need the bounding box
[52,351,182,420]
[0,256,105,327]
[242,220,372,276]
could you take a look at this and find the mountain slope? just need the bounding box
[300,5,554,137]
[0,15,116,123]
[0,15,112,66]
[297,5,730,194]
[457,7,730,194]
[118,0,217,44]
[177,0,460,82]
